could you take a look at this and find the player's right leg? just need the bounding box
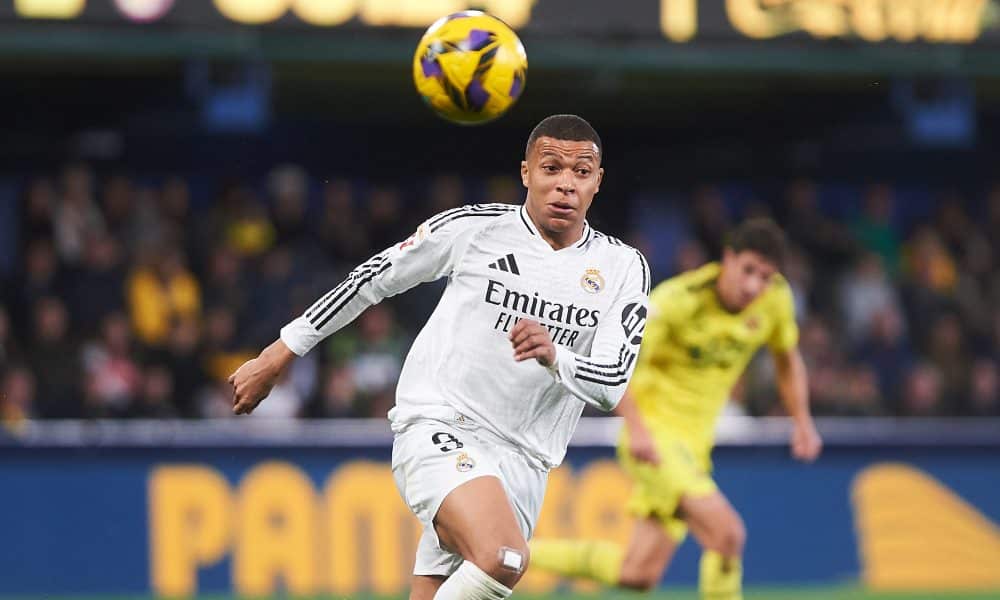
[392,420,536,600]
[678,491,746,600]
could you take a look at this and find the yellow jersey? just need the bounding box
[629,262,798,458]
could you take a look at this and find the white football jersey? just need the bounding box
[281,204,650,469]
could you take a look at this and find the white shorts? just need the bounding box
[391,416,547,576]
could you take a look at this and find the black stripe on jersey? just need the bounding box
[506,253,520,275]
[305,255,387,319]
[634,249,650,295]
[497,257,509,272]
[307,255,388,325]
[575,373,629,386]
[430,210,513,233]
[576,354,635,378]
[313,261,392,329]
[519,208,535,235]
[426,203,515,229]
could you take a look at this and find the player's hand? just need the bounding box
[627,421,661,466]
[229,340,295,415]
[791,419,822,463]
[509,319,556,367]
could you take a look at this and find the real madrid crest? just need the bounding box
[456,452,476,472]
[580,268,605,294]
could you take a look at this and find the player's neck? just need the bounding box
[713,279,742,314]
[525,205,585,250]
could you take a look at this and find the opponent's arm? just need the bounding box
[232,205,499,414]
[772,346,822,462]
[614,388,660,465]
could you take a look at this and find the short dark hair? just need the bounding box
[525,114,602,159]
[724,218,788,269]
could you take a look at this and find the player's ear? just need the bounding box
[520,160,529,187]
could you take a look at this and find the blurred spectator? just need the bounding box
[366,184,408,251]
[224,188,276,258]
[201,244,248,327]
[673,239,708,274]
[839,253,902,344]
[201,305,255,383]
[54,164,105,265]
[101,175,138,246]
[127,244,201,348]
[782,178,854,271]
[70,234,127,337]
[326,304,408,418]
[10,238,67,334]
[249,246,305,346]
[19,177,57,244]
[156,320,206,418]
[318,178,369,267]
[925,312,970,409]
[130,365,178,418]
[426,174,465,215]
[689,185,730,259]
[1,365,35,430]
[900,226,957,333]
[26,297,82,418]
[311,364,359,418]
[852,183,901,275]
[900,363,945,417]
[853,307,914,411]
[966,359,999,417]
[0,305,20,365]
[81,312,143,418]
[267,164,311,247]
[484,175,522,206]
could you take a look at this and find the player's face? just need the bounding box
[521,136,603,239]
[719,249,778,311]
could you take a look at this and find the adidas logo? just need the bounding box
[488,253,521,275]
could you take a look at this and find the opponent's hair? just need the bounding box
[724,218,788,270]
[525,114,602,159]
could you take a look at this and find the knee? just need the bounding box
[718,517,746,557]
[618,569,661,592]
[471,541,530,587]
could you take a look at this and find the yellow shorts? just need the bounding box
[617,428,718,542]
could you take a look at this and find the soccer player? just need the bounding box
[228,114,650,600]
[530,218,823,600]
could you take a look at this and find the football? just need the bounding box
[412,10,527,125]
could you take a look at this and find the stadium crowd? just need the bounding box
[1,164,998,423]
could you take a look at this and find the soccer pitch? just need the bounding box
[35,590,1000,600]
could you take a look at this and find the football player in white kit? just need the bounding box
[230,115,650,600]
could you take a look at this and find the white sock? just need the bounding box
[433,560,513,600]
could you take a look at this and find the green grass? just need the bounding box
[21,589,1000,600]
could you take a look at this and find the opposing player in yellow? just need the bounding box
[530,218,823,599]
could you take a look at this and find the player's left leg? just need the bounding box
[678,491,746,600]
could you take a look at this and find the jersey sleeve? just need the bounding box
[280,205,505,356]
[549,249,650,411]
[766,277,799,354]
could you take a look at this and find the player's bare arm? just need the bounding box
[508,319,556,366]
[772,346,822,462]
[614,390,661,466]
[229,338,297,415]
